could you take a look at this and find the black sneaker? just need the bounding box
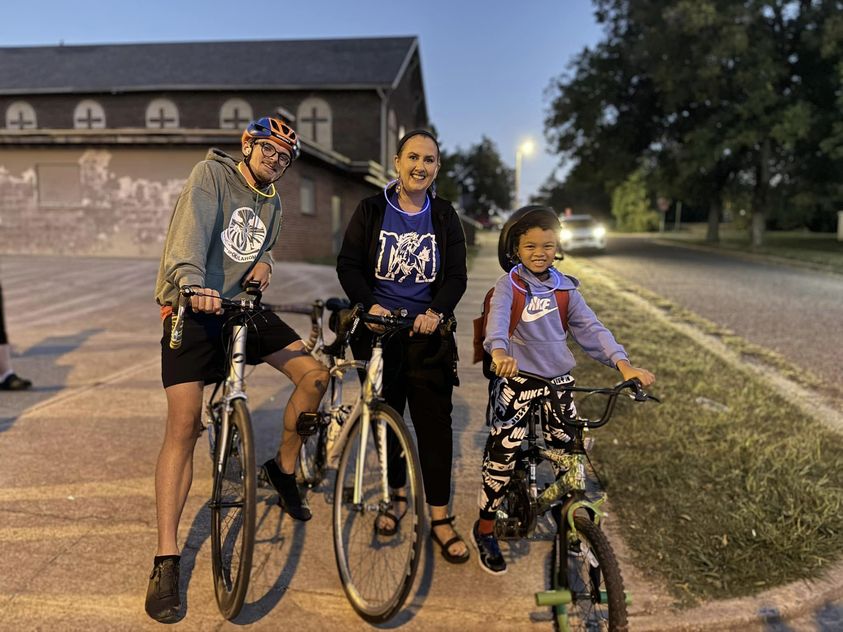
[262,458,312,521]
[145,556,181,622]
[471,520,507,575]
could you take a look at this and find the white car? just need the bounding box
[559,214,607,252]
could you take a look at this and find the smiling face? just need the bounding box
[243,137,291,185]
[516,227,559,275]
[394,135,439,196]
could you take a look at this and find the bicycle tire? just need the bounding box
[210,399,256,620]
[332,404,424,623]
[549,512,627,632]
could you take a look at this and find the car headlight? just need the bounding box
[592,225,606,238]
[560,228,573,241]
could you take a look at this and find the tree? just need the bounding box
[611,168,659,231]
[438,136,514,219]
[545,0,843,245]
[531,173,611,220]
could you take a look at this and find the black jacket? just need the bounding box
[336,187,468,317]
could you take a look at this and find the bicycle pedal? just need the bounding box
[296,412,320,437]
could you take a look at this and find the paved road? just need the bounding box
[1,246,840,631]
[582,236,843,396]
[0,253,565,631]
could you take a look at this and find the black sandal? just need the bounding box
[430,516,470,564]
[375,494,408,536]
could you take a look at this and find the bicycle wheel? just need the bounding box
[549,512,627,631]
[333,404,424,623]
[210,399,256,620]
[297,419,327,488]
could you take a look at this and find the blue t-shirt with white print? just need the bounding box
[372,195,439,316]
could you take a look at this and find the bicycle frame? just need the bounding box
[212,322,249,479]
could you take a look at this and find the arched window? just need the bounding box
[5,101,37,129]
[73,100,106,129]
[296,97,332,149]
[145,98,179,129]
[219,99,253,129]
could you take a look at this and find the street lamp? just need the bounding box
[514,139,535,209]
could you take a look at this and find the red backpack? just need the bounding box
[472,275,570,379]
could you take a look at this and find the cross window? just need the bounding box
[146,98,179,129]
[5,101,37,129]
[296,97,332,149]
[220,98,253,129]
[73,100,106,129]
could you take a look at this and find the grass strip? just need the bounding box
[659,229,843,275]
[558,256,843,607]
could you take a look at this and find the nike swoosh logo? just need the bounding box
[521,306,558,323]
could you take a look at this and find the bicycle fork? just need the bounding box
[352,340,386,508]
[215,323,248,477]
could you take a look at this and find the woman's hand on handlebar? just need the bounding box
[490,350,518,378]
[616,359,655,387]
[366,304,390,333]
[189,287,223,315]
[411,310,441,336]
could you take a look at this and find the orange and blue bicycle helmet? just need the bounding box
[242,116,301,161]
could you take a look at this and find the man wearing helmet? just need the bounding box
[147,117,327,622]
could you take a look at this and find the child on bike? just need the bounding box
[472,205,655,575]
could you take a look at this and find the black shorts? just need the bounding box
[160,309,300,388]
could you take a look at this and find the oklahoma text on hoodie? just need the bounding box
[154,149,282,306]
[483,265,628,377]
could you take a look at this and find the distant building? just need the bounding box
[0,37,429,259]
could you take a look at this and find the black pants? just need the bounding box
[352,329,457,507]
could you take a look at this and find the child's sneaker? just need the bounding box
[471,520,507,575]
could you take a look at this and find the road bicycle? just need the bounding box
[489,370,659,632]
[169,285,318,620]
[289,299,455,622]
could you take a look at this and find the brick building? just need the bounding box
[0,37,429,260]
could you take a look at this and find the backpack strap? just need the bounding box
[510,274,570,333]
[555,288,569,331]
[472,287,496,364]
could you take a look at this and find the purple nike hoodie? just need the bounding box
[483,265,628,377]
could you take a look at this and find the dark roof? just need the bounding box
[0,37,418,94]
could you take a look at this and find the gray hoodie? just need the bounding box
[483,265,628,377]
[154,149,282,306]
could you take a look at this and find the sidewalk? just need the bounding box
[0,242,840,631]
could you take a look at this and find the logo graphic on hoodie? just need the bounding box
[222,207,267,263]
[520,295,559,323]
[375,231,437,283]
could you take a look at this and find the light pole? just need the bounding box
[514,139,535,209]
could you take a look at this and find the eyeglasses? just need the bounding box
[255,142,291,167]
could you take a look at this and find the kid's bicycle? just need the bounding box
[490,370,659,632]
[169,285,318,620]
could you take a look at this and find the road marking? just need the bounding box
[0,477,212,503]
[10,358,160,420]
[0,523,155,542]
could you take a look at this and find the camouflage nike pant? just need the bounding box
[478,373,576,520]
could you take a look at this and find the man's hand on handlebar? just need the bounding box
[188,287,223,315]
[242,262,271,292]
[616,359,655,387]
[490,349,518,378]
